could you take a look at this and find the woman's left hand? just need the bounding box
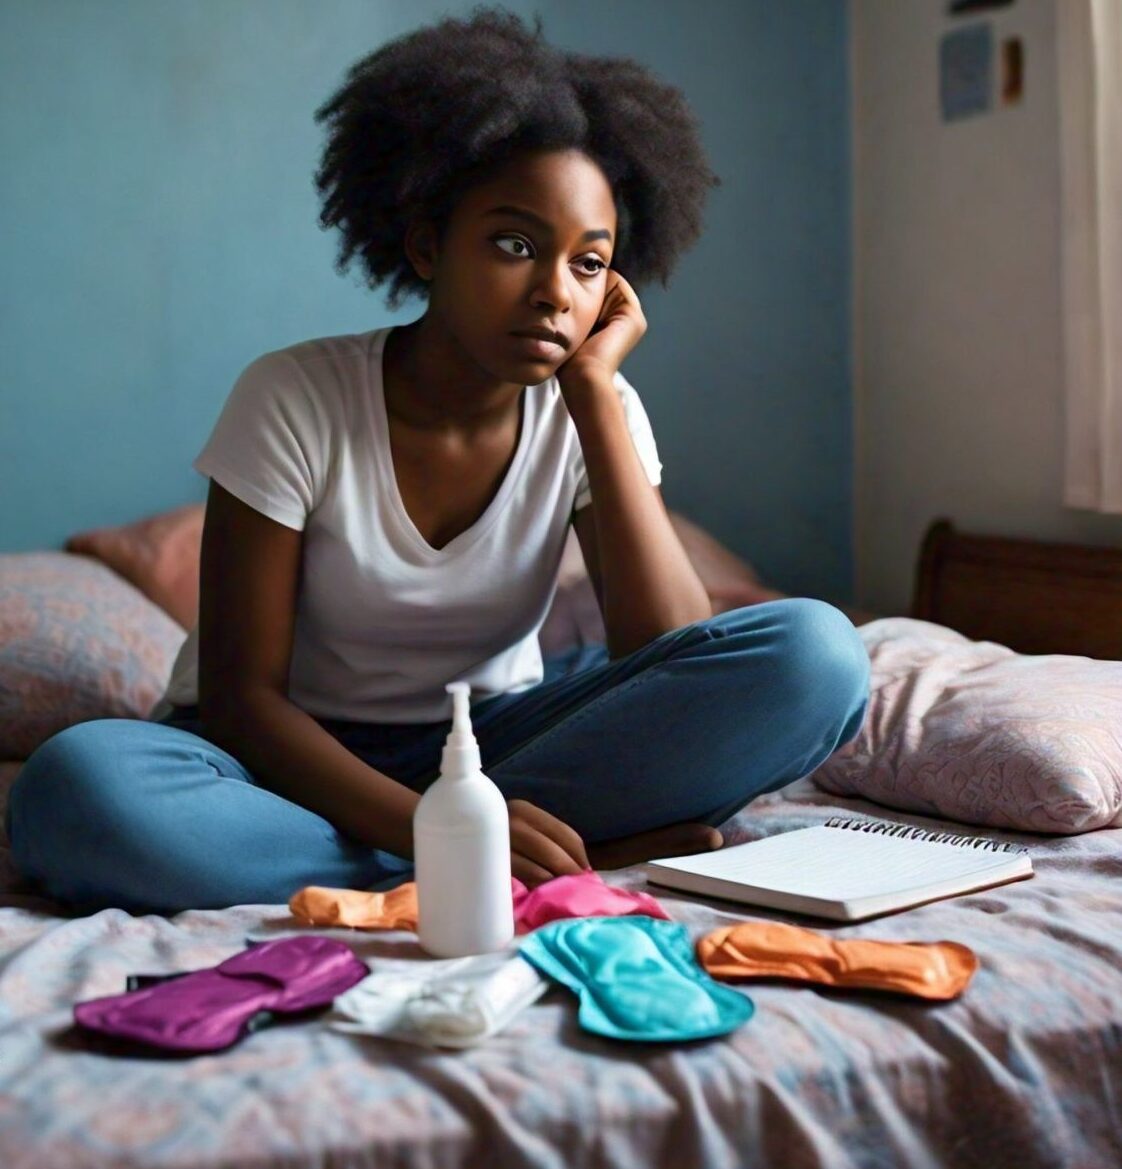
[557,271,647,390]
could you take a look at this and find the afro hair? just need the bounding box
[314,5,720,309]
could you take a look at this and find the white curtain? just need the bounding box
[1058,0,1122,512]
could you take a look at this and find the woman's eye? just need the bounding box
[495,235,533,258]
[494,236,605,276]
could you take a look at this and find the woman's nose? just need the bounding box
[530,262,572,314]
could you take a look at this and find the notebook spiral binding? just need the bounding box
[823,817,1030,855]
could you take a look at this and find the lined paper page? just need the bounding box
[648,825,1026,900]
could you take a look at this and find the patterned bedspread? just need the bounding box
[0,765,1119,1169]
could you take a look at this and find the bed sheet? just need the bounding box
[0,767,1119,1169]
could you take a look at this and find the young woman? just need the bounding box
[8,9,870,914]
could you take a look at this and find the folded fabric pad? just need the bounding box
[73,936,369,1053]
[331,950,548,1049]
[290,883,420,931]
[513,871,670,929]
[519,916,753,1042]
[696,921,977,1000]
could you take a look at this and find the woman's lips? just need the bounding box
[510,334,565,361]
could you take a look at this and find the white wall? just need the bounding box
[852,0,1122,616]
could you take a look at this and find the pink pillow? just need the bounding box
[665,511,786,612]
[65,503,204,630]
[0,553,186,760]
[538,512,784,656]
[811,617,1122,835]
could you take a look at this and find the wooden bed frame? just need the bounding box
[911,518,1122,660]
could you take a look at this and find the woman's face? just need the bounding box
[415,148,618,384]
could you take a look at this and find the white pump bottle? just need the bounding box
[414,682,515,957]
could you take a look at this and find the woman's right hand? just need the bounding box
[506,798,592,888]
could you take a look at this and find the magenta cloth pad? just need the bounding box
[73,936,368,1053]
[512,870,672,932]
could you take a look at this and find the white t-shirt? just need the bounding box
[159,326,662,723]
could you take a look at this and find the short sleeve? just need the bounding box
[192,352,324,531]
[572,369,663,513]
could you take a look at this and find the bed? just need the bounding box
[0,509,1119,1169]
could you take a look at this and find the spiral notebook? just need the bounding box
[644,817,1034,922]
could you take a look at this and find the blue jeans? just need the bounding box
[7,599,870,915]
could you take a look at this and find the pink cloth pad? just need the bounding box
[512,870,672,931]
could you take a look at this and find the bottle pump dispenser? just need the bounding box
[414,682,515,957]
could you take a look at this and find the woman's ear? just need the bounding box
[404,220,438,282]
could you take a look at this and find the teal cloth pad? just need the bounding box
[518,915,754,1042]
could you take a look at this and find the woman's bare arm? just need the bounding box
[570,479,709,658]
[195,480,420,857]
[559,271,711,658]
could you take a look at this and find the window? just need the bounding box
[1059,0,1122,512]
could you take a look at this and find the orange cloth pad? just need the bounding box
[290,884,420,931]
[696,921,977,1000]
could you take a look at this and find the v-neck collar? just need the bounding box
[370,326,534,560]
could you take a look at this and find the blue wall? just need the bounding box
[0,0,851,601]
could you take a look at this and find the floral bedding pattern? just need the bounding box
[0,771,1118,1169]
[2,553,1119,1167]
